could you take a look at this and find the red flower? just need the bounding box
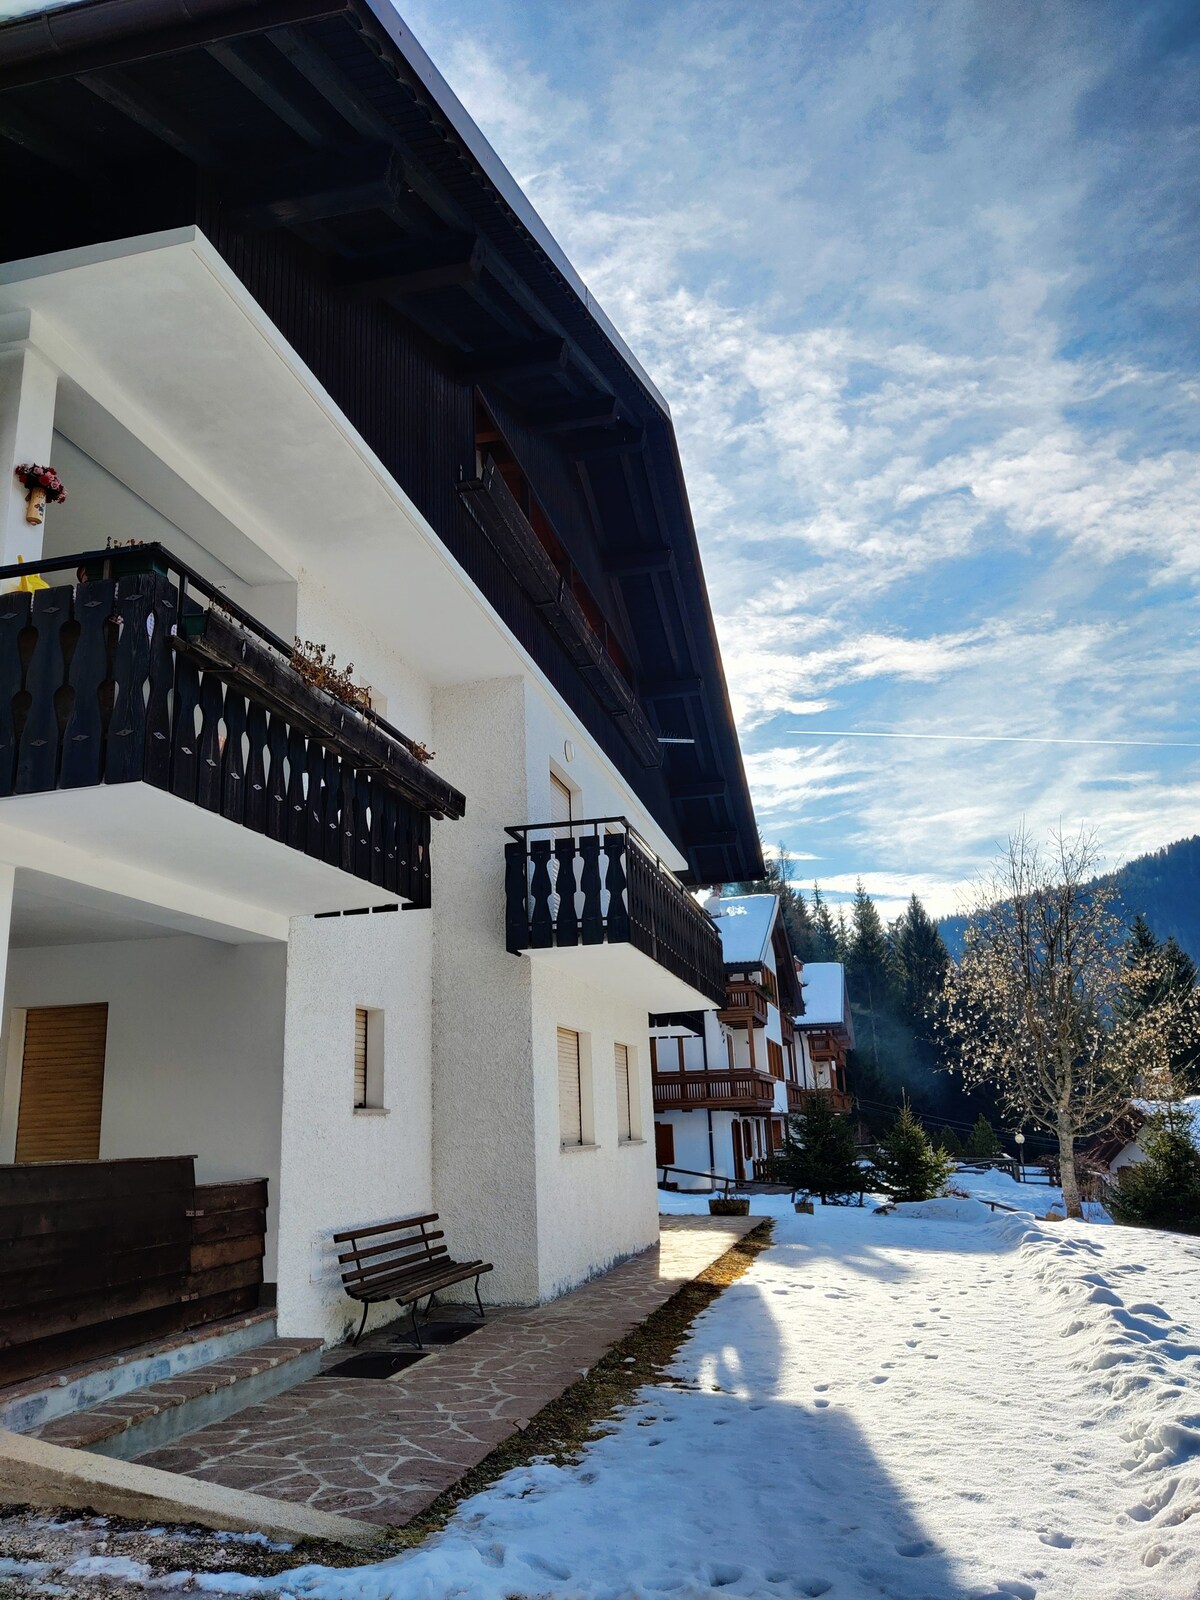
[15,463,66,504]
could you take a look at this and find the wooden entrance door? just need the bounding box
[732,1121,745,1184]
[15,1004,108,1162]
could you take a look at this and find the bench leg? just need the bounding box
[474,1275,485,1320]
[353,1302,369,1346]
[409,1299,424,1350]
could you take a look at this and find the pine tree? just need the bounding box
[847,881,892,1071]
[893,895,950,1041]
[966,1114,1001,1158]
[1107,1104,1200,1229]
[810,886,839,962]
[782,1095,863,1202]
[936,1125,964,1158]
[871,1101,954,1202]
[1118,916,1200,1084]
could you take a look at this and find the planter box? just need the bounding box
[708,1198,750,1217]
[794,1199,814,1214]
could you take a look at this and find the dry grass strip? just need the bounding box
[387,1217,774,1548]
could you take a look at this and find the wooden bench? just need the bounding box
[334,1212,493,1348]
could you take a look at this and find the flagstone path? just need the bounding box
[139,1215,759,1526]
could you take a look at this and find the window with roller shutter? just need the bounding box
[15,1004,108,1163]
[614,1042,632,1142]
[557,1026,583,1146]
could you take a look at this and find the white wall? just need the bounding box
[530,958,657,1298]
[0,935,286,1274]
[275,906,433,1344]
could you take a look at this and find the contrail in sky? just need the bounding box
[795,730,1200,750]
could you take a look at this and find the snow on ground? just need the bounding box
[67,1190,1197,1600]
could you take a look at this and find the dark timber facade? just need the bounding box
[0,0,762,887]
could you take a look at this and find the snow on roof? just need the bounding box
[709,894,777,965]
[798,963,847,1027]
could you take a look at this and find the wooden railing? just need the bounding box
[652,1067,776,1111]
[718,983,770,1028]
[0,1158,266,1386]
[787,1085,854,1116]
[0,546,466,908]
[505,817,726,1004]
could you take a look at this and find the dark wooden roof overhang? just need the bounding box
[0,0,763,884]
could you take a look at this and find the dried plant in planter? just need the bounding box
[291,638,373,713]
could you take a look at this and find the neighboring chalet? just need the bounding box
[794,962,855,1114]
[651,893,806,1187]
[0,0,762,1391]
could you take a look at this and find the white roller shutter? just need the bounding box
[354,1008,368,1107]
[558,1026,582,1146]
[614,1042,632,1142]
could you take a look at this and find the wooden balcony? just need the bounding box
[718,982,770,1028]
[505,817,726,1005]
[0,545,464,908]
[805,1030,845,1062]
[788,1085,854,1116]
[653,1068,776,1112]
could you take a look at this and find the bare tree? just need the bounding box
[940,826,1198,1219]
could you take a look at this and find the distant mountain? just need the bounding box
[940,835,1200,961]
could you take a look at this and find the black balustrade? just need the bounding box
[504,817,725,1004]
[0,545,466,907]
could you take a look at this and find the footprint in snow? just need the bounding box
[895,1539,936,1558]
[993,1581,1036,1599]
[1128,1303,1171,1319]
[905,1340,919,1348]
[1038,1532,1074,1548]
[796,1582,832,1597]
[813,1383,830,1391]
[478,1544,506,1568]
[870,1374,889,1384]
[813,1398,830,1409]
[706,1563,743,1587]
[522,1554,571,1581]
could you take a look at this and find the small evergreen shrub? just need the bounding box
[872,1102,954,1202]
[776,1095,864,1203]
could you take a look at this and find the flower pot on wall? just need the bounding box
[25,485,46,525]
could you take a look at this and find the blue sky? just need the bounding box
[396,0,1200,918]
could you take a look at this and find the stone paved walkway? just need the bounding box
[140,1216,758,1526]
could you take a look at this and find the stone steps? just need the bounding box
[29,1337,323,1461]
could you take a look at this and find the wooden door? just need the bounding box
[732,1122,745,1184]
[654,1121,674,1165]
[15,1004,108,1162]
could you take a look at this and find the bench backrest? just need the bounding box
[333,1212,449,1296]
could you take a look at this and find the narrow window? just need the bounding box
[354,1008,385,1110]
[615,1042,632,1142]
[354,1008,368,1107]
[557,1026,583,1146]
[550,771,573,833]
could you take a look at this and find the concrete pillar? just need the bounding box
[0,316,59,569]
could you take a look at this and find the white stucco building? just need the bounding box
[651,893,811,1189]
[794,962,855,1111]
[0,0,762,1387]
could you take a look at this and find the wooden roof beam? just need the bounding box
[77,68,220,166]
[224,143,414,228]
[336,233,485,296]
[465,337,569,382]
[206,38,334,146]
[669,776,728,800]
[525,397,619,434]
[608,547,674,576]
[644,675,703,697]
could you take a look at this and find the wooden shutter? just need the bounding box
[614,1042,632,1142]
[354,1008,368,1108]
[15,1004,108,1163]
[557,1026,582,1146]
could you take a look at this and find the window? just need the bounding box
[354,1008,385,1110]
[550,771,573,832]
[558,1027,583,1146]
[615,1043,632,1142]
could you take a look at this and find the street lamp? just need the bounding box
[1014,1129,1026,1181]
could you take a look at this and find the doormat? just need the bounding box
[420,1322,481,1346]
[325,1350,427,1379]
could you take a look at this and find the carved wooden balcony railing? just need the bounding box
[788,1085,854,1116]
[460,458,662,769]
[505,817,725,1005]
[0,545,465,907]
[804,1030,846,1063]
[652,1068,777,1112]
[718,982,770,1029]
